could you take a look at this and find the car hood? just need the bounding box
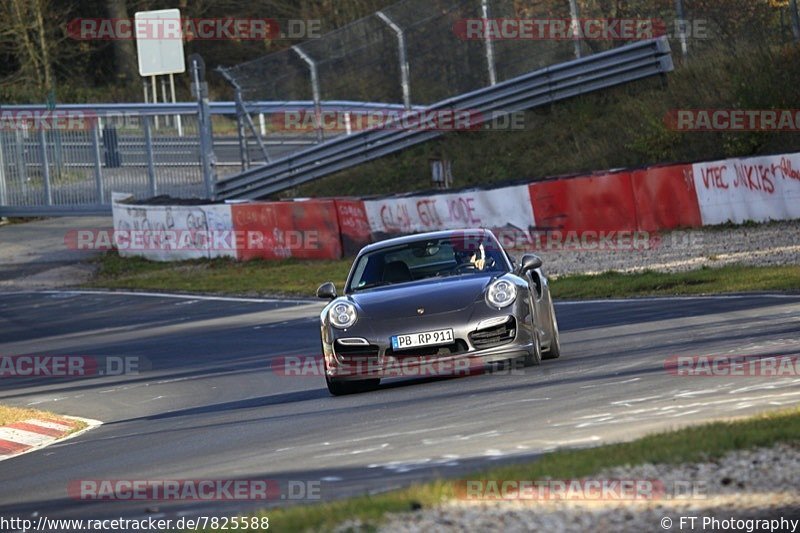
[347,274,498,318]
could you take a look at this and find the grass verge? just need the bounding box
[0,405,85,433]
[87,252,800,300]
[243,408,800,532]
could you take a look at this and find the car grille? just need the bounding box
[469,317,516,349]
[386,339,469,358]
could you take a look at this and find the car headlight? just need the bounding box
[486,279,517,308]
[329,301,358,329]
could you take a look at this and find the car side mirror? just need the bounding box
[316,282,337,300]
[517,254,543,274]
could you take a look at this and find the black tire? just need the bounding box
[326,377,380,396]
[542,298,561,360]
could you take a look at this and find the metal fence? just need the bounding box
[0,101,398,216]
[221,0,799,118]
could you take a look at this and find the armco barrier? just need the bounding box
[631,164,702,231]
[334,199,372,257]
[109,149,800,263]
[691,152,800,225]
[362,184,536,241]
[529,172,639,233]
[112,194,235,261]
[231,200,342,261]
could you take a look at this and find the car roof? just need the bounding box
[358,228,494,254]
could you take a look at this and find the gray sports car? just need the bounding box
[316,229,561,395]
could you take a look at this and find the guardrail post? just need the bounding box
[568,0,582,59]
[481,0,497,85]
[38,129,52,205]
[91,121,105,203]
[674,0,690,59]
[293,45,324,142]
[377,11,412,110]
[143,115,158,197]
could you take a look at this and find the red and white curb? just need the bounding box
[0,416,101,461]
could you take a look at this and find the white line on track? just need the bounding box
[4,289,799,306]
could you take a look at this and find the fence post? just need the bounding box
[292,45,324,142]
[674,0,689,60]
[791,0,800,42]
[191,55,217,199]
[377,11,412,110]
[481,0,497,86]
[0,134,7,207]
[234,87,251,171]
[142,115,158,197]
[568,0,582,59]
[38,129,52,206]
[91,121,105,203]
[14,130,26,192]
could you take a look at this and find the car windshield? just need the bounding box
[347,235,510,292]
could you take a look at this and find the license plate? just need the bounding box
[392,328,454,350]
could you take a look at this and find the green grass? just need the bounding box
[234,408,800,532]
[86,252,351,298]
[87,252,800,300]
[551,265,800,300]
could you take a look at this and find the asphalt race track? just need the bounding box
[1,291,799,524]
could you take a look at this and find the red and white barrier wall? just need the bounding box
[111,151,800,261]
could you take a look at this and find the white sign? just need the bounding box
[135,9,186,77]
[692,152,800,225]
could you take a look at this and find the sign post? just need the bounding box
[135,9,186,134]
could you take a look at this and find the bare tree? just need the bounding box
[106,0,138,82]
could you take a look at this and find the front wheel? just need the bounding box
[523,330,542,367]
[542,298,561,360]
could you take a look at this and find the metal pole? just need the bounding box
[481,0,497,85]
[234,88,250,171]
[151,74,159,129]
[38,129,52,205]
[674,0,689,60]
[143,79,149,103]
[377,11,412,110]
[193,58,216,199]
[293,46,324,142]
[170,73,183,137]
[0,134,7,207]
[791,0,800,43]
[142,116,157,197]
[14,129,26,189]
[91,121,104,203]
[568,0,582,59]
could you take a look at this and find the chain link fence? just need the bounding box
[222,0,798,104]
[220,0,799,161]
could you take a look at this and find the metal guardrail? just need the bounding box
[216,37,674,200]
